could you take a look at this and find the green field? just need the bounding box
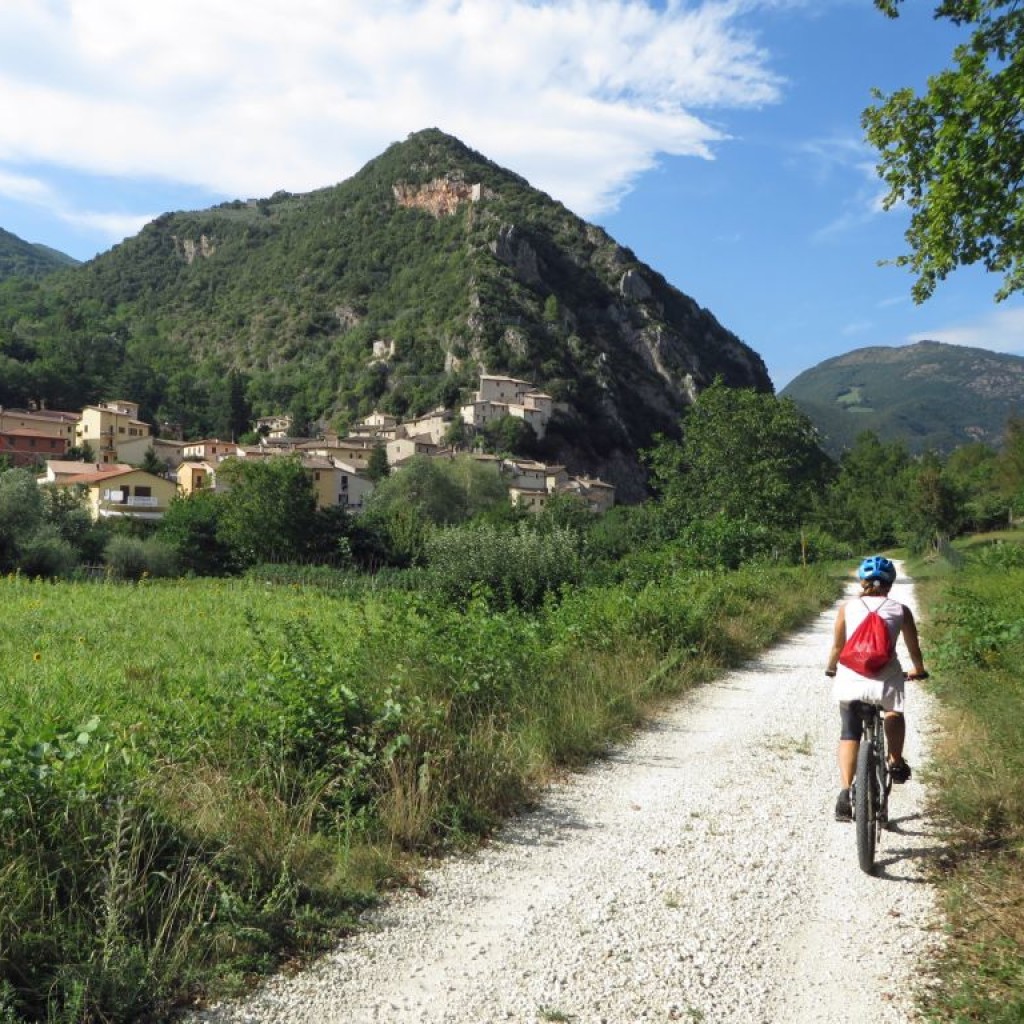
[912,537,1024,1022]
[0,564,840,1023]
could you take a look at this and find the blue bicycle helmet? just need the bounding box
[857,555,897,584]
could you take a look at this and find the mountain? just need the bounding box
[781,341,1024,456]
[0,227,78,281]
[0,129,769,498]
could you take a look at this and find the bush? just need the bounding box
[105,536,148,580]
[425,522,585,609]
[104,537,180,580]
[17,528,79,578]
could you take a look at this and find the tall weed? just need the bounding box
[913,541,1024,1021]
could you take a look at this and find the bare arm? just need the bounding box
[901,606,927,677]
[825,605,846,675]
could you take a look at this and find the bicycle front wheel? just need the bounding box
[855,738,877,873]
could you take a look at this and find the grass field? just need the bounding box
[911,535,1024,1023]
[0,563,840,1023]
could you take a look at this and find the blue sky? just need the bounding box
[1,0,1022,390]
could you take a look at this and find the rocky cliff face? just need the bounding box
[380,132,771,500]
[393,176,493,217]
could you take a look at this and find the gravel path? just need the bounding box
[192,569,946,1024]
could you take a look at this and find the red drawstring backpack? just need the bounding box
[839,599,895,675]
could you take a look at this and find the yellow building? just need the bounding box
[302,456,374,512]
[57,466,178,522]
[176,460,221,496]
[75,400,153,465]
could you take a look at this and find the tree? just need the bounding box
[481,415,538,457]
[159,490,235,575]
[366,455,471,527]
[646,380,833,532]
[66,440,96,463]
[997,414,1024,503]
[207,370,252,441]
[138,446,167,476]
[903,452,965,551]
[0,469,44,570]
[443,414,469,449]
[289,393,314,438]
[945,441,1008,530]
[863,1,1024,301]
[40,484,109,564]
[365,444,390,482]
[817,432,911,548]
[216,456,319,566]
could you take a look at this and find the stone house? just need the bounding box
[386,435,439,467]
[459,375,553,439]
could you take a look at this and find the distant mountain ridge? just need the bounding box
[780,341,1024,456]
[0,128,769,499]
[0,227,78,281]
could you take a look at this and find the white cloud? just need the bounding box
[0,0,784,223]
[59,208,156,239]
[841,319,873,337]
[0,166,153,245]
[798,134,893,242]
[909,306,1024,355]
[0,169,53,204]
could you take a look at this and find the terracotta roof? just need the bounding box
[1,427,59,439]
[45,461,131,476]
[62,467,157,486]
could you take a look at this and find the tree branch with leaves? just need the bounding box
[863,0,1024,301]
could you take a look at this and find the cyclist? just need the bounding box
[824,555,927,822]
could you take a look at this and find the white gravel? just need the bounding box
[191,568,946,1024]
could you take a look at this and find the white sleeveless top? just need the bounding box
[832,596,907,710]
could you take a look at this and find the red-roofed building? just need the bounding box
[0,427,68,467]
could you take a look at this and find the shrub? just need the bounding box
[17,528,79,578]
[425,522,585,609]
[104,537,180,580]
[105,536,149,580]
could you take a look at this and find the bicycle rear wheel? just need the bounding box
[855,737,877,873]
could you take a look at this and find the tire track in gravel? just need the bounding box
[192,570,946,1024]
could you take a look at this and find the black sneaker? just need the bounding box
[835,788,852,821]
[889,759,912,784]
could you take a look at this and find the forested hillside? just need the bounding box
[0,129,768,497]
[781,340,1024,456]
[0,227,78,282]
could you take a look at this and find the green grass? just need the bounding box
[910,532,1024,1022]
[0,563,841,1023]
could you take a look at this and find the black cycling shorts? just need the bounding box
[839,701,902,741]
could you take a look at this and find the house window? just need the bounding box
[135,486,152,498]
[341,477,348,491]
[118,427,125,434]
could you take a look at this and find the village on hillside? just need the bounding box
[0,374,615,523]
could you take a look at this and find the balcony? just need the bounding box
[98,492,166,520]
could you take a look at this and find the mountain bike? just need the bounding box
[849,672,927,874]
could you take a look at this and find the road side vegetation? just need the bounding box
[0,563,838,1024]
[912,537,1024,1023]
